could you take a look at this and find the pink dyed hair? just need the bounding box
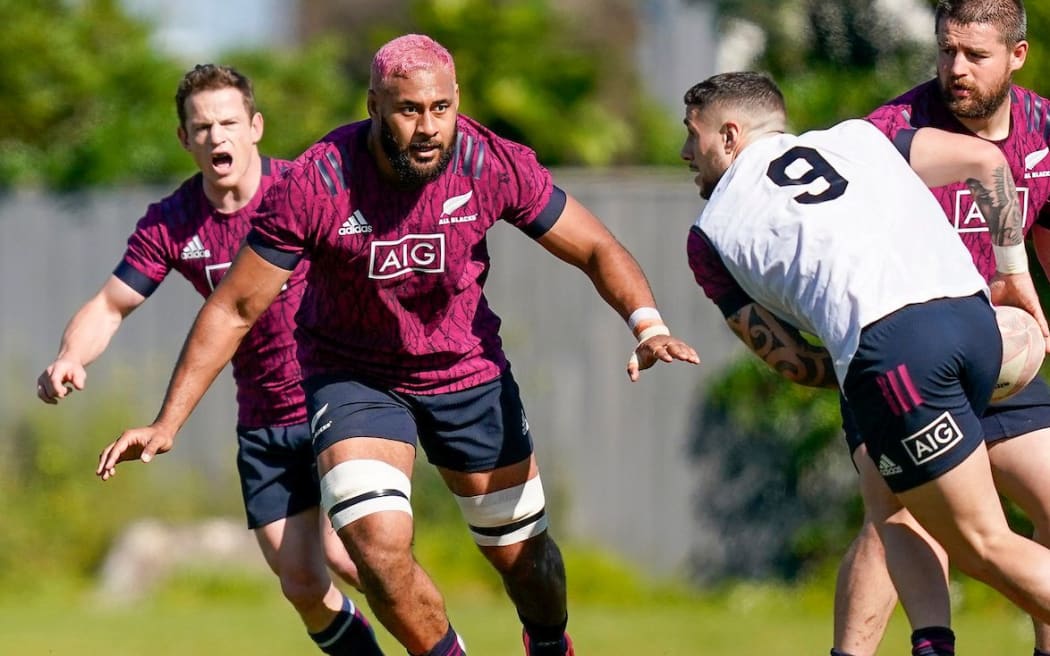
[370,34,456,89]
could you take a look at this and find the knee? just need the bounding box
[482,533,561,579]
[319,458,415,596]
[341,518,416,601]
[277,564,331,611]
[949,531,1012,580]
[325,550,363,591]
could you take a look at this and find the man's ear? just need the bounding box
[721,121,741,154]
[366,89,379,119]
[1010,39,1029,73]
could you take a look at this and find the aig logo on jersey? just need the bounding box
[369,234,446,279]
[902,411,963,465]
[952,187,1029,233]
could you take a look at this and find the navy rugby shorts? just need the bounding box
[842,351,1050,453]
[236,422,320,529]
[303,369,534,472]
[842,294,1000,493]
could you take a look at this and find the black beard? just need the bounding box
[380,119,454,187]
[939,74,1012,120]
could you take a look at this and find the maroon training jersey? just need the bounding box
[115,157,307,428]
[248,115,565,394]
[868,81,1050,281]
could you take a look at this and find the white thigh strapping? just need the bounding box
[454,475,549,546]
[320,459,413,531]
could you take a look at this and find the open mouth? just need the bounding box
[211,152,234,173]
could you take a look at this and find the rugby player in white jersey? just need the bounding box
[682,71,1050,644]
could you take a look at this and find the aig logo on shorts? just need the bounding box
[369,234,446,279]
[902,411,963,465]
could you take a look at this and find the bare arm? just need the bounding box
[535,193,700,380]
[37,275,146,403]
[725,302,837,389]
[907,127,1023,248]
[909,127,1048,346]
[97,246,292,478]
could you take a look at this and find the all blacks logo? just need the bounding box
[368,234,446,279]
[902,411,963,465]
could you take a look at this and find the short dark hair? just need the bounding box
[935,0,1026,45]
[175,64,256,128]
[683,71,786,116]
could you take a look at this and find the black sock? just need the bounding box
[830,650,857,656]
[911,626,955,656]
[308,596,383,656]
[520,612,568,655]
[1033,649,1050,656]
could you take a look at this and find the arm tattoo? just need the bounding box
[967,164,1023,247]
[726,304,837,388]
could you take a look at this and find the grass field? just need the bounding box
[0,573,1032,654]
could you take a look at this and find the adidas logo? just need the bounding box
[180,235,211,260]
[339,210,373,236]
[878,454,902,477]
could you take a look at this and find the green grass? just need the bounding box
[0,572,1032,655]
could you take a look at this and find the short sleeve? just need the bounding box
[115,205,173,297]
[492,138,561,238]
[687,226,752,317]
[250,160,318,268]
[867,101,915,140]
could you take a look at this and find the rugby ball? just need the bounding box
[992,305,1046,402]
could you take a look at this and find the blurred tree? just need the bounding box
[0,0,185,189]
[711,0,1050,129]
[407,0,681,166]
[0,0,684,190]
[712,0,935,129]
[0,0,364,189]
[688,358,857,582]
[302,0,684,166]
[222,39,365,165]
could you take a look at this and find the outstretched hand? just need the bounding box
[626,334,700,382]
[96,425,175,481]
[990,271,1050,353]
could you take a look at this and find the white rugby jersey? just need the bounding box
[695,119,988,382]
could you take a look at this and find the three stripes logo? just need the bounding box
[339,210,373,236]
[180,235,211,260]
[875,364,923,416]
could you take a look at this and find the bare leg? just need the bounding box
[255,509,348,633]
[900,443,1050,625]
[855,450,950,632]
[440,455,568,626]
[833,521,897,656]
[319,437,450,655]
[988,428,1050,651]
[319,511,363,592]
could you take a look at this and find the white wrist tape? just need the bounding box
[627,324,672,369]
[636,324,671,343]
[993,244,1029,274]
[627,306,662,331]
